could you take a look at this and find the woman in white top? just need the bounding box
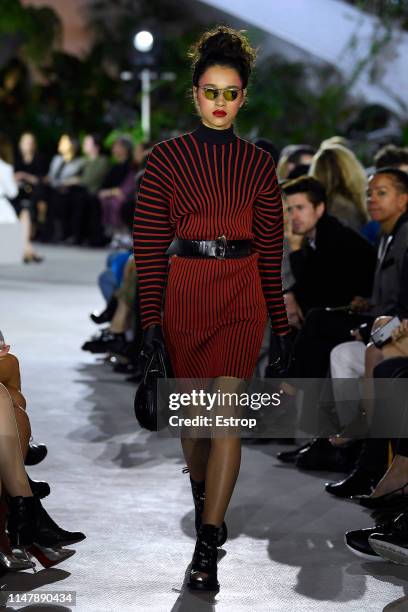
[0,138,18,224]
[0,134,42,263]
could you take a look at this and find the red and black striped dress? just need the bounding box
[133,122,289,378]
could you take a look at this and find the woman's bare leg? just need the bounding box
[0,353,22,391]
[14,404,31,459]
[202,437,241,527]
[181,438,210,483]
[202,376,246,527]
[371,454,408,497]
[20,209,38,259]
[0,384,32,498]
[109,299,131,334]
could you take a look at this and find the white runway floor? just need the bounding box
[1,244,408,611]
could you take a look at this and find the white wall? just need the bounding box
[200,0,408,116]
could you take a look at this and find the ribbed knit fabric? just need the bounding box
[134,122,289,378]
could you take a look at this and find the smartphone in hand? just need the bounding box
[370,317,401,348]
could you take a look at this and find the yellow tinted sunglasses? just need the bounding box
[198,86,242,102]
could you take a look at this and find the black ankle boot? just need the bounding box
[190,476,206,534]
[187,524,220,591]
[7,496,37,548]
[184,468,228,547]
[6,496,78,568]
[36,504,86,546]
[90,295,118,325]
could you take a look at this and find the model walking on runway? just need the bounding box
[134,25,290,591]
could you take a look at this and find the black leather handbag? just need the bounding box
[134,347,173,431]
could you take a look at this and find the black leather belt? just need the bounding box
[165,236,252,259]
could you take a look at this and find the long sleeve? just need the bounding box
[252,154,289,335]
[0,161,18,200]
[133,145,174,330]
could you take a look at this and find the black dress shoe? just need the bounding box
[277,441,312,463]
[113,361,137,374]
[296,438,361,472]
[25,442,47,466]
[82,331,128,355]
[359,482,408,510]
[28,475,51,499]
[90,296,118,325]
[369,511,408,564]
[325,467,380,498]
[344,516,396,559]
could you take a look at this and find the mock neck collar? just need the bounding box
[192,122,236,144]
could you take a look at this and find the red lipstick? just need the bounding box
[213,110,227,117]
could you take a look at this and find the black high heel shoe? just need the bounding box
[27,475,51,499]
[183,467,227,547]
[6,496,77,569]
[187,524,220,592]
[359,481,408,509]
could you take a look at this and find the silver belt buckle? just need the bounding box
[215,235,227,259]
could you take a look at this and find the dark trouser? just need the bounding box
[289,307,374,378]
[287,308,373,435]
[70,190,105,245]
[11,183,46,221]
[45,187,73,241]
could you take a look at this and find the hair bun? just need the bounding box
[188,26,257,88]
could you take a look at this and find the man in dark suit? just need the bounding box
[281,176,376,377]
[283,177,375,329]
[274,176,375,468]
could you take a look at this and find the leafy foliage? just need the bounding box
[0,0,406,154]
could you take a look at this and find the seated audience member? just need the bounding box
[328,168,408,381]
[0,134,19,224]
[277,144,316,181]
[0,383,84,571]
[320,136,350,149]
[361,144,408,245]
[253,138,280,167]
[0,339,85,573]
[92,249,132,314]
[82,256,140,358]
[0,347,48,496]
[281,176,376,331]
[288,169,408,378]
[44,133,86,241]
[374,144,408,173]
[286,168,408,469]
[98,136,136,240]
[344,356,408,565]
[91,173,145,302]
[68,133,110,245]
[12,132,47,262]
[309,143,368,232]
[327,316,408,498]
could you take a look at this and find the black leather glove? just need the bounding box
[141,324,166,359]
[277,333,293,373]
[265,332,293,378]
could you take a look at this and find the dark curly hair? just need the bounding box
[188,25,257,89]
